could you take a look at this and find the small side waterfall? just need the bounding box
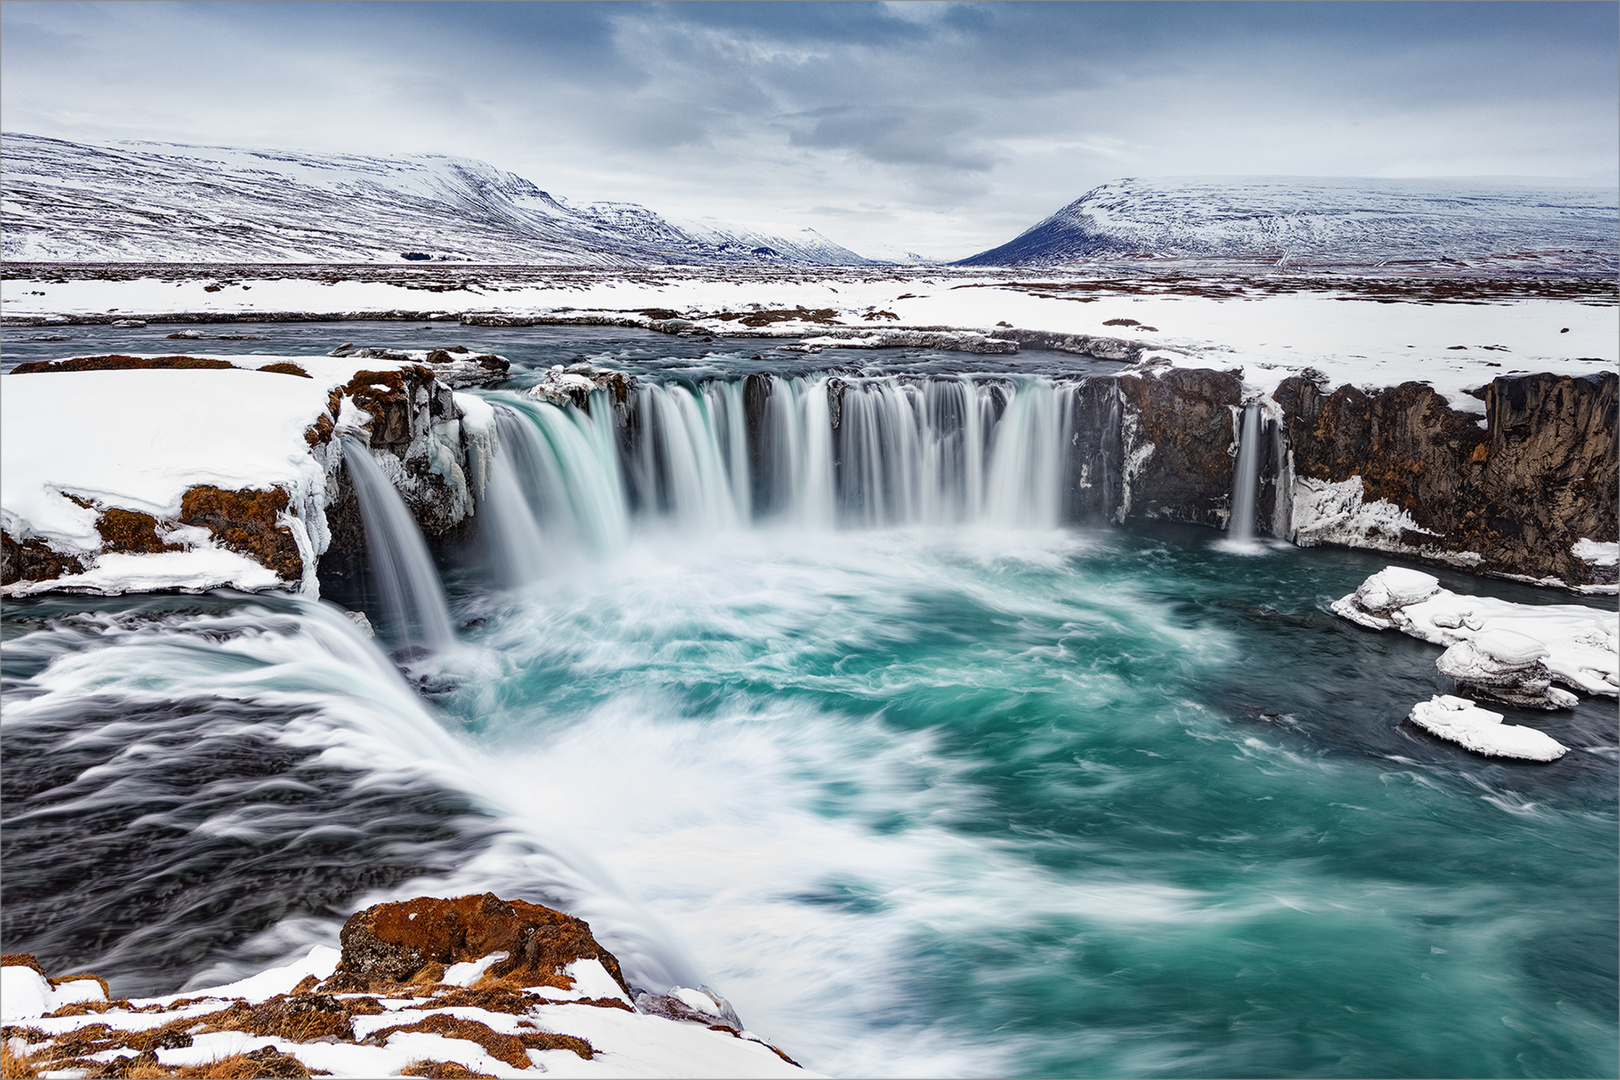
[342,440,457,650]
[1228,402,1262,544]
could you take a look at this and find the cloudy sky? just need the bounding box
[3,1,1616,259]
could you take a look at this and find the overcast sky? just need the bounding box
[3,1,1616,259]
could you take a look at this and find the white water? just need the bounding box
[480,375,1087,548]
[341,440,456,649]
[1228,402,1263,544]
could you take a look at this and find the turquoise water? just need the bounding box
[425,523,1617,1077]
[2,323,1615,1077]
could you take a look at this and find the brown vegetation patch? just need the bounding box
[0,1039,38,1079]
[0,533,88,585]
[97,509,181,555]
[257,363,312,378]
[1,955,48,977]
[364,1013,593,1066]
[324,894,630,999]
[714,306,841,327]
[197,994,353,1043]
[178,486,302,581]
[409,987,541,1016]
[1102,318,1141,327]
[400,1061,495,1080]
[9,356,237,375]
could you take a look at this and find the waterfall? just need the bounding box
[481,407,549,587]
[475,375,1087,545]
[341,439,456,650]
[500,395,630,552]
[1228,402,1262,544]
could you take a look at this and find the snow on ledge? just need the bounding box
[1332,567,1619,698]
[1573,538,1619,567]
[1,356,420,598]
[2,945,817,1079]
[1289,476,1442,553]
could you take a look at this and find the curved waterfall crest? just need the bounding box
[469,373,1095,552]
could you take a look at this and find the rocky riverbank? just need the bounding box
[2,347,1614,597]
[1,894,811,1078]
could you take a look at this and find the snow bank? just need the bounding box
[5,269,1613,411]
[1406,694,1568,761]
[0,946,814,1079]
[0,966,107,1022]
[0,354,466,598]
[1333,567,1619,699]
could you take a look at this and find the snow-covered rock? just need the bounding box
[1406,694,1568,761]
[528,363,634,408]
[329,342,510,389]
[1331,567,1444,629]
[1434,631,1580,710]
[1,354,481,597]
[1333,567,1619,699]
[0,896,814,1079]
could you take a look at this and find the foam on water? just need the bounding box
[3,346,1616,1078]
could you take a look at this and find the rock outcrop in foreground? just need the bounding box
[0,894,809,1079]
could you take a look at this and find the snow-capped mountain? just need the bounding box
[958,176,1619,270]
[1,133,872,266]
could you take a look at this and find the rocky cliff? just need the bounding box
[4,356,1613,598]
[1088,364,1617,591]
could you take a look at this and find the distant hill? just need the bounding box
[0,133,873,266]
[956,176,1619,272]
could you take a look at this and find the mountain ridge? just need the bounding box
[0,132,876,267]
[957,175,1619,271]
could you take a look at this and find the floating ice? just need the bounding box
[1406,695,1567,762]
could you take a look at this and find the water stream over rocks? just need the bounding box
[2,324,1614,1078]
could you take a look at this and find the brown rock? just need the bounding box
[1277,371,1617,587]
[1,533,86,585]
[178,486,302,582]
[1117,367,1242,526]
[325,893,631,999]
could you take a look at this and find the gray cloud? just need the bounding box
[2,1,1614,260]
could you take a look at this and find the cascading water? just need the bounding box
[8,329,1614,1080]
[1227,402,1263,544]
[575,373,1083,535]
[341,439,456,649]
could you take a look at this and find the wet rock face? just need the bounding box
[327,893,631,996]
[1116,367,1242,527]
[1063,377,1126,522]
[1277,371,1618,588]
[340,366,472,536]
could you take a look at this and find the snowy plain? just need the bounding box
[3,269,1614,411]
